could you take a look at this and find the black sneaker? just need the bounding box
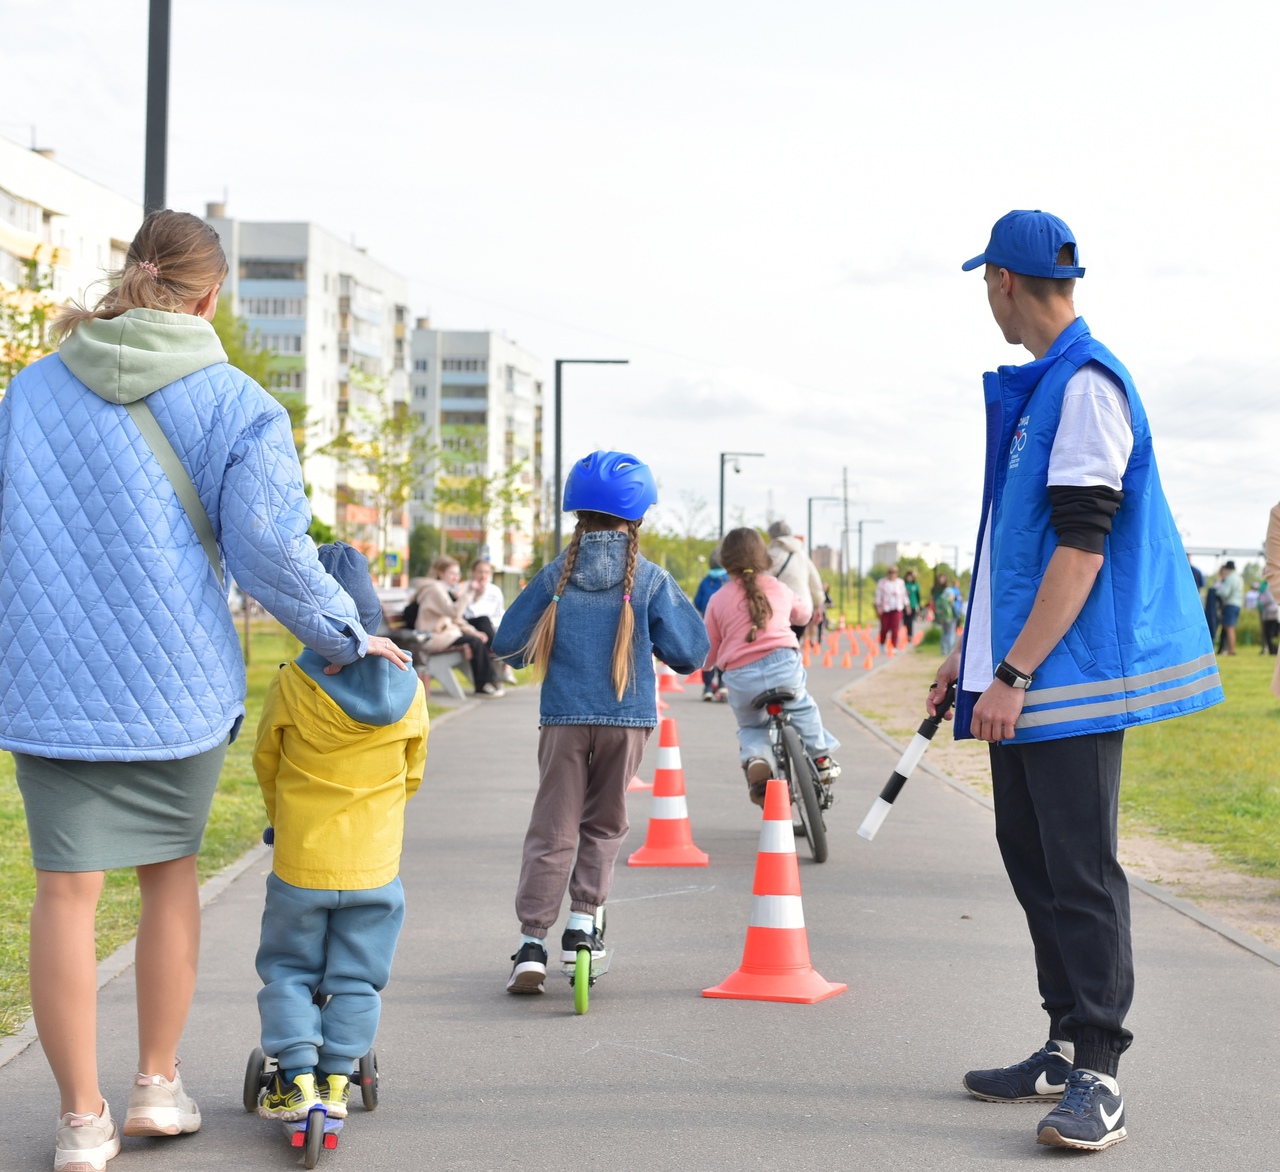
[506,941,548,993]
[560,928,606,964]
[963,1041,1071,1102]
[1037,1070,1127,1150]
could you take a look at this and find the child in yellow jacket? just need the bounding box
[252,542,427,1122]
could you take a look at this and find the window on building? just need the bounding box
[413,358,428,371]
[240,259,306,280]
[241,297,306,317]
[443,411,486,426]
[263,334,304,354]
[268,370,306,390]
[413,384,427,399]
[441,358,487,372]
[445,387,486,400]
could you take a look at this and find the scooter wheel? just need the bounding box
[303,1108,324,1169]
[573,949,591,1015]
[359,1049,379,1111]
[243,1047,265,1114]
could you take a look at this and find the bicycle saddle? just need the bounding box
[751,687,797,709]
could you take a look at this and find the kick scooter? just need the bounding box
[564,905,611,1015]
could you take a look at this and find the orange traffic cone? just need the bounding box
[658,661,685,693]
[886,641,896,658]
[840,650,852,669]
[897,627,908,649]
[703,779,846,1003]
[912,630,923,646]
[685,670,704,685]
[802,645,811,668]
[628,718,708,866]
[822,650,833,668]
[863,652,873,670]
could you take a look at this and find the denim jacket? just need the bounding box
[493,532,710,727]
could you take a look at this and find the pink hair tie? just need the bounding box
[622,594,631,602]
[137,260,159,278]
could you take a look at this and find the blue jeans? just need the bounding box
[940,620,958,656]
[722,648,839,765]
[256,873,405,1073]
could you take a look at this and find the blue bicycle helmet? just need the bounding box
[563,450,657,521]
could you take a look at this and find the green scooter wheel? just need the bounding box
[573,949,590,1015]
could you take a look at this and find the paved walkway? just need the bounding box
[2,653,1277,1169]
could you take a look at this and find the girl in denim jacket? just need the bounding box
[493,451,709,994]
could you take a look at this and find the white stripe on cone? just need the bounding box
[750,894,805,930]
[757,819,796,855]
[649,795,689,820]
[656,746,681,770]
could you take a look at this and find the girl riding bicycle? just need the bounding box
[704,527,841,806]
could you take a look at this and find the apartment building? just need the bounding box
[873,540,947,568]
[408,324,544,569]
[0,133,141,309]
[204,207,411,577]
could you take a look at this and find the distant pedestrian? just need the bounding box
[493,451,708,994]
[874,564,908,647]
[932,572,961,656]
[1265,503,1280,695]
[930,210,1221,1153]
[693,551,729,700]
[462,558,517,685]
[1258,582,1278,656]
[0,210,409,1172]
[252,542,427,1124]
[1216,561,1244,656]
[412,556,505,696]
[705,527,841,806]
[765,521,825,639]
[903,569,922,639]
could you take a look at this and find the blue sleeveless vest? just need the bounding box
[955,318,1222,743]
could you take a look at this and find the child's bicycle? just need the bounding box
[242,1019,379,1169]
[563,905,611,1015]
[752,687,832,863]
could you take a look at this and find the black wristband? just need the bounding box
[995,659,1034,689]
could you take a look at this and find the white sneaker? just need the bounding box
[123,1065,201,1137]
[55,1101,120,1172]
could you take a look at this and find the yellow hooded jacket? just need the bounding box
[253,663,428,890]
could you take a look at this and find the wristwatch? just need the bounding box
[994,659,1034,690]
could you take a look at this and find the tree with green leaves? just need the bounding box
[0,252,59,396]
[315,369,439,583]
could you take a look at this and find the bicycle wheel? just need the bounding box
[573,949,591,1015]
[781,725,828,862]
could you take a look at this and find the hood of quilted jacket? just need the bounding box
[58,307,228,404]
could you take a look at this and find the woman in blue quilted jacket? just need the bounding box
[0,210,410,1172]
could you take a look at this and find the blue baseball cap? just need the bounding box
[962,210,1085,278]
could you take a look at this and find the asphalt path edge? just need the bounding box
[831,683,1280,971]
[0,695,479,1070]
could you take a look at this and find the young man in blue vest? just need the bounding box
[928,211,1222,1152]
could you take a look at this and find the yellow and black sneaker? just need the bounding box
[257,1071,321,1121]
[318,1073,350,1120]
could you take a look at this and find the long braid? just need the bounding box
[524,521,585,679]
[719,526,773,640]
[610,520,641,699]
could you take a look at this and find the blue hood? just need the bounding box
[295,648,420,726]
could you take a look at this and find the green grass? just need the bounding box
[0,622,449,1037]
[1122,652,1280,877]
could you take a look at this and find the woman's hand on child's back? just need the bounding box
[323,636,413,675]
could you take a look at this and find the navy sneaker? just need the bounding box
[506,941,548,994]
[962,1041,1071,1102]
[1037,1069,1127,1150]
[560,928,606,964]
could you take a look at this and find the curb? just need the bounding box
[0,692,485,1069]
[830,686,1280,971]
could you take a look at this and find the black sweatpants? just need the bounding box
[989,730,1132,1077]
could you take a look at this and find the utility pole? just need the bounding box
[806,496,839,564]
[144,0,171,213]
[856,517,884,623]
[841,467,850,616]
[552,358,628,554]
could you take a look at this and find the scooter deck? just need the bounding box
[560,948,614,980]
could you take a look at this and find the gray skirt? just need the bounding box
[15,740,229,872]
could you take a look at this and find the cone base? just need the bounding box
[627,844,709,867]
[702,966,846,1004]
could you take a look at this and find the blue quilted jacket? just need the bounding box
[0,308,369,762]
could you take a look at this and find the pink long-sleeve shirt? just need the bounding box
[704,574,813,672]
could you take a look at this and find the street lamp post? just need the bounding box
[807,494,840,564]
[856,518,883,623]
[144,0,171,213]
[719,452,765,538]
[552,358,629,555]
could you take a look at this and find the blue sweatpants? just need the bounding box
[256,873,405,1073]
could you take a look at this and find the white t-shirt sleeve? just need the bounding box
[1047,363,1134,492]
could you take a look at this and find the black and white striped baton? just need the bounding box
[857,682,956,841]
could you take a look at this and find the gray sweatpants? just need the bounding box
[516,723,651,938]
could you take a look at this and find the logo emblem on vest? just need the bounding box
[1008,415,1030,470]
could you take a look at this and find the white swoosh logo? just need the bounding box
[1100,1100,1124,1131]
[1035,1072,1066,1095]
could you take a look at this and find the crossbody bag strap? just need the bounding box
[123,400,225,590]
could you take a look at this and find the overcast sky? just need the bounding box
[4,0,1278,567]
